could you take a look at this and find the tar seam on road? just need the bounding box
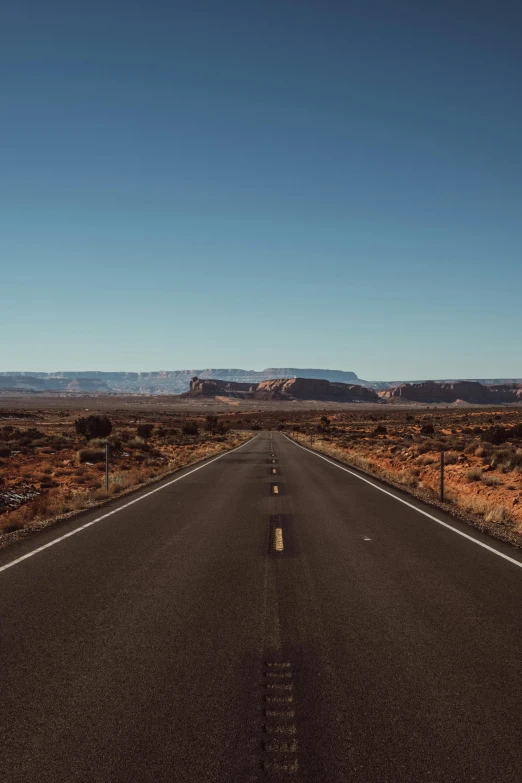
[262,661,299,775]
[0,435,258,575]
[285,435,522,571]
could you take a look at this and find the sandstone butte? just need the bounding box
[186,376,379,402]
[382,381,522,405]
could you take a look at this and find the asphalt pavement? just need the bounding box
[2,431,522,782]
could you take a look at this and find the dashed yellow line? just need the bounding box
[274,528,284,551]
[272,485,279,495]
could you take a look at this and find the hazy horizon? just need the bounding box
[1,366,521,384]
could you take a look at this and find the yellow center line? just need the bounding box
[274,528,284,551]
[272,485,279,494]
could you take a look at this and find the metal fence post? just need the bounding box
[440,450,444,502]
[106,443,109,492]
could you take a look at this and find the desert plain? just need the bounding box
[1,393,521,549]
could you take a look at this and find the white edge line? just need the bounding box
[285,435,522,571]
[0,435,259,574]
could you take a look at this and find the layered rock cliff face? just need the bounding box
[0,369,363,394]
[0,376,111,392]
[186,376,379,402]
[188,377,254,396]
[382,381,522,404]
[255,378,378,401]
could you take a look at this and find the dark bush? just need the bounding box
[78,448,106,463]
[373,425,387,435]
[182,420,199,436]
[482,426,509,445]
[136,423,154,440]
[204,415,219,434]
[420,423,435,435]
[75,415,112,441]
[317,415,331,433]
[0,446,11,457]
[26,428,45,439]
[512,423,522,438]
[251,424,261,431]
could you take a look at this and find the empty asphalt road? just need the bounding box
[2,431,522,782]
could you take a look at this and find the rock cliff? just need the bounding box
[0,368,364,394]
[382,381,522,404]
[0,376,111,392]
[185,376,379,402]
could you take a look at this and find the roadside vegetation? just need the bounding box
[0,410,249,542]
[282,409,522,546]
[219,406,522,547]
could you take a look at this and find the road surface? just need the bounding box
[2,431,522,782]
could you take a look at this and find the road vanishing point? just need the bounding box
[2,431,522,782]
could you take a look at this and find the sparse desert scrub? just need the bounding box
[466,467,483,482]
[284,406,522,547]
[78,448,106,464]
[0,406,250,542]
[483,474,503,487]
[484,505,512,525]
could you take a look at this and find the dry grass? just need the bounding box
[0,408,250,540]
[283,406,522,545]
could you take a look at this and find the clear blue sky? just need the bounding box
[2,1,521,380]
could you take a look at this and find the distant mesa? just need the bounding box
[186,376,380,403]
[0,368,365,395]
[381,381,522,404]
[0,375,111,393]
[1,370,521,404]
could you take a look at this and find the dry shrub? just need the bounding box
[466,467,482,482]
[483,474,502,486]
[458,495,488,516]
[484,505,512,525]
[475,446,487,458]
[443,451,459,465]
[89,438,108,448]
[128,437,148,450]
[78,449,105,464]
[397,470,418,488]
